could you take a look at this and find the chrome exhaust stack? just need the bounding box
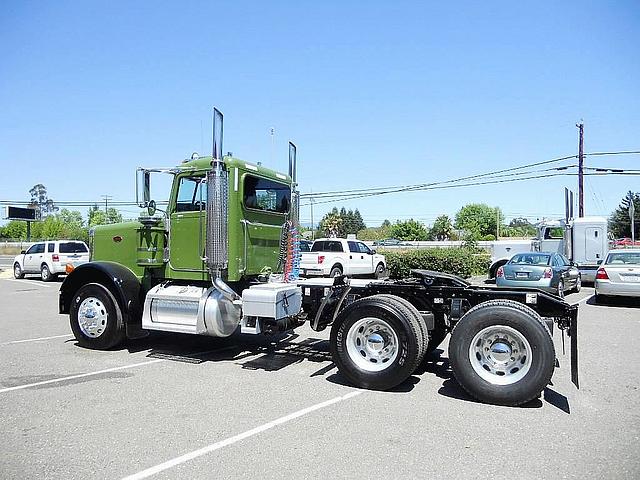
[288,142,299,227]
[205,107,229,278]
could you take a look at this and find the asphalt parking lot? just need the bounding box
[0,274,639,480]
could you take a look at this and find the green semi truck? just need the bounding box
[59,108,579,406]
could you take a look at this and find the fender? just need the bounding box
[488,258,510,279]
[59,261,145,337]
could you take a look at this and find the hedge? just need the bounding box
[380,248,490,279]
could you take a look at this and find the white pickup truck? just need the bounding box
[300,238,387,278]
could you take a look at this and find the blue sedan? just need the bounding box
[496,252,581,298]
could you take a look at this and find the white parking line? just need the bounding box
[0,359,165,394]
[4,278,56,288]
[121,390,364,480]
[3,333,74,345]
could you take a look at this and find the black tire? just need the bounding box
[70,283,125,350]
[595,293,608,304]
[573,275,582,293]
[13,263,24,279]
[40,264,53,282]
[329,265,343,278]
[330,294,424,390]
[373,294,428,360]
[448,300,555,406]
[374,263,386,279]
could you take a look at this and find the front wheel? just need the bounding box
[70,283,125,350]
[373,263,386,279]
[13,263,24,279]
[448,300,555,406]
[330,294,425,390]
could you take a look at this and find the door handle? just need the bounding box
[349,255,352,259]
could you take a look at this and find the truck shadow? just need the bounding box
[121,334,567,408]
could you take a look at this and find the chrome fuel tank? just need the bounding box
[142,284,240,337]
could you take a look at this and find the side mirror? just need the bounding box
[371,249,377,254]
[143,171,151,205]
[21,250,26,254]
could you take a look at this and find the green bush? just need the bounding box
[381,247,490,279]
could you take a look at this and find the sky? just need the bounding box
[1,1,639,229]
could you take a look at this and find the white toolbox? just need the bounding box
[241,283,302,319]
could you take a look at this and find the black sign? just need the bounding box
[6,206,38,221]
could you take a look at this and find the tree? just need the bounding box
[88,205,123,227]
[430,215,453,240]
[0,220,27,240]
[609,191,639,238]
[28,183,58,218]
[319,209,342,237]
[389,219,429,241]
[455,204,503,240]
[318,207,366,237]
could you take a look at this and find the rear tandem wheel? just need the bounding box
[448,299,555,406]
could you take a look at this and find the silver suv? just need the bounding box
[13,240,90,281]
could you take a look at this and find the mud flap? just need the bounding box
[570,309,579,388]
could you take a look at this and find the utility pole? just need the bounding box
[577,122,584,217]
[310,191,315,241]
[101,195,113,222]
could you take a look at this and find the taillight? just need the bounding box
[596,268,609,280]
[52,254,59,262]
[318,255,325,264]
[496,266,504,278]
[543,268,552,279]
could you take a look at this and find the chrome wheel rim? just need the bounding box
[41,266,49,280]
[557,281,564,298]
[14,264,21,278]
[346,317,399,372]
[77,297,108,338]
[469,325,532,385]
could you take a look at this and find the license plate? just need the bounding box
[516,272,529,279]
[621,274,640,283]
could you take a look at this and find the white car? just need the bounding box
[594,249,640,302]
[300,238,387,278]
[13,240,90,281]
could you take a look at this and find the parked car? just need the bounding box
[13,240,90,281]
[496,252,581,297]
[373,238,408,247]
[594,249,640,301]
[613,238,640,247]
[300,238,386,278]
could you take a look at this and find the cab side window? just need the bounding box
[176,177,206,212]
[29,243,45,254]
[358,242,372,254]
[348,241,359,253]
[48,243,55,253]
[243,175,290,213]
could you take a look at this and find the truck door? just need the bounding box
[584,227,604,263]
[347,241,368,274]
[169,176,207,273]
